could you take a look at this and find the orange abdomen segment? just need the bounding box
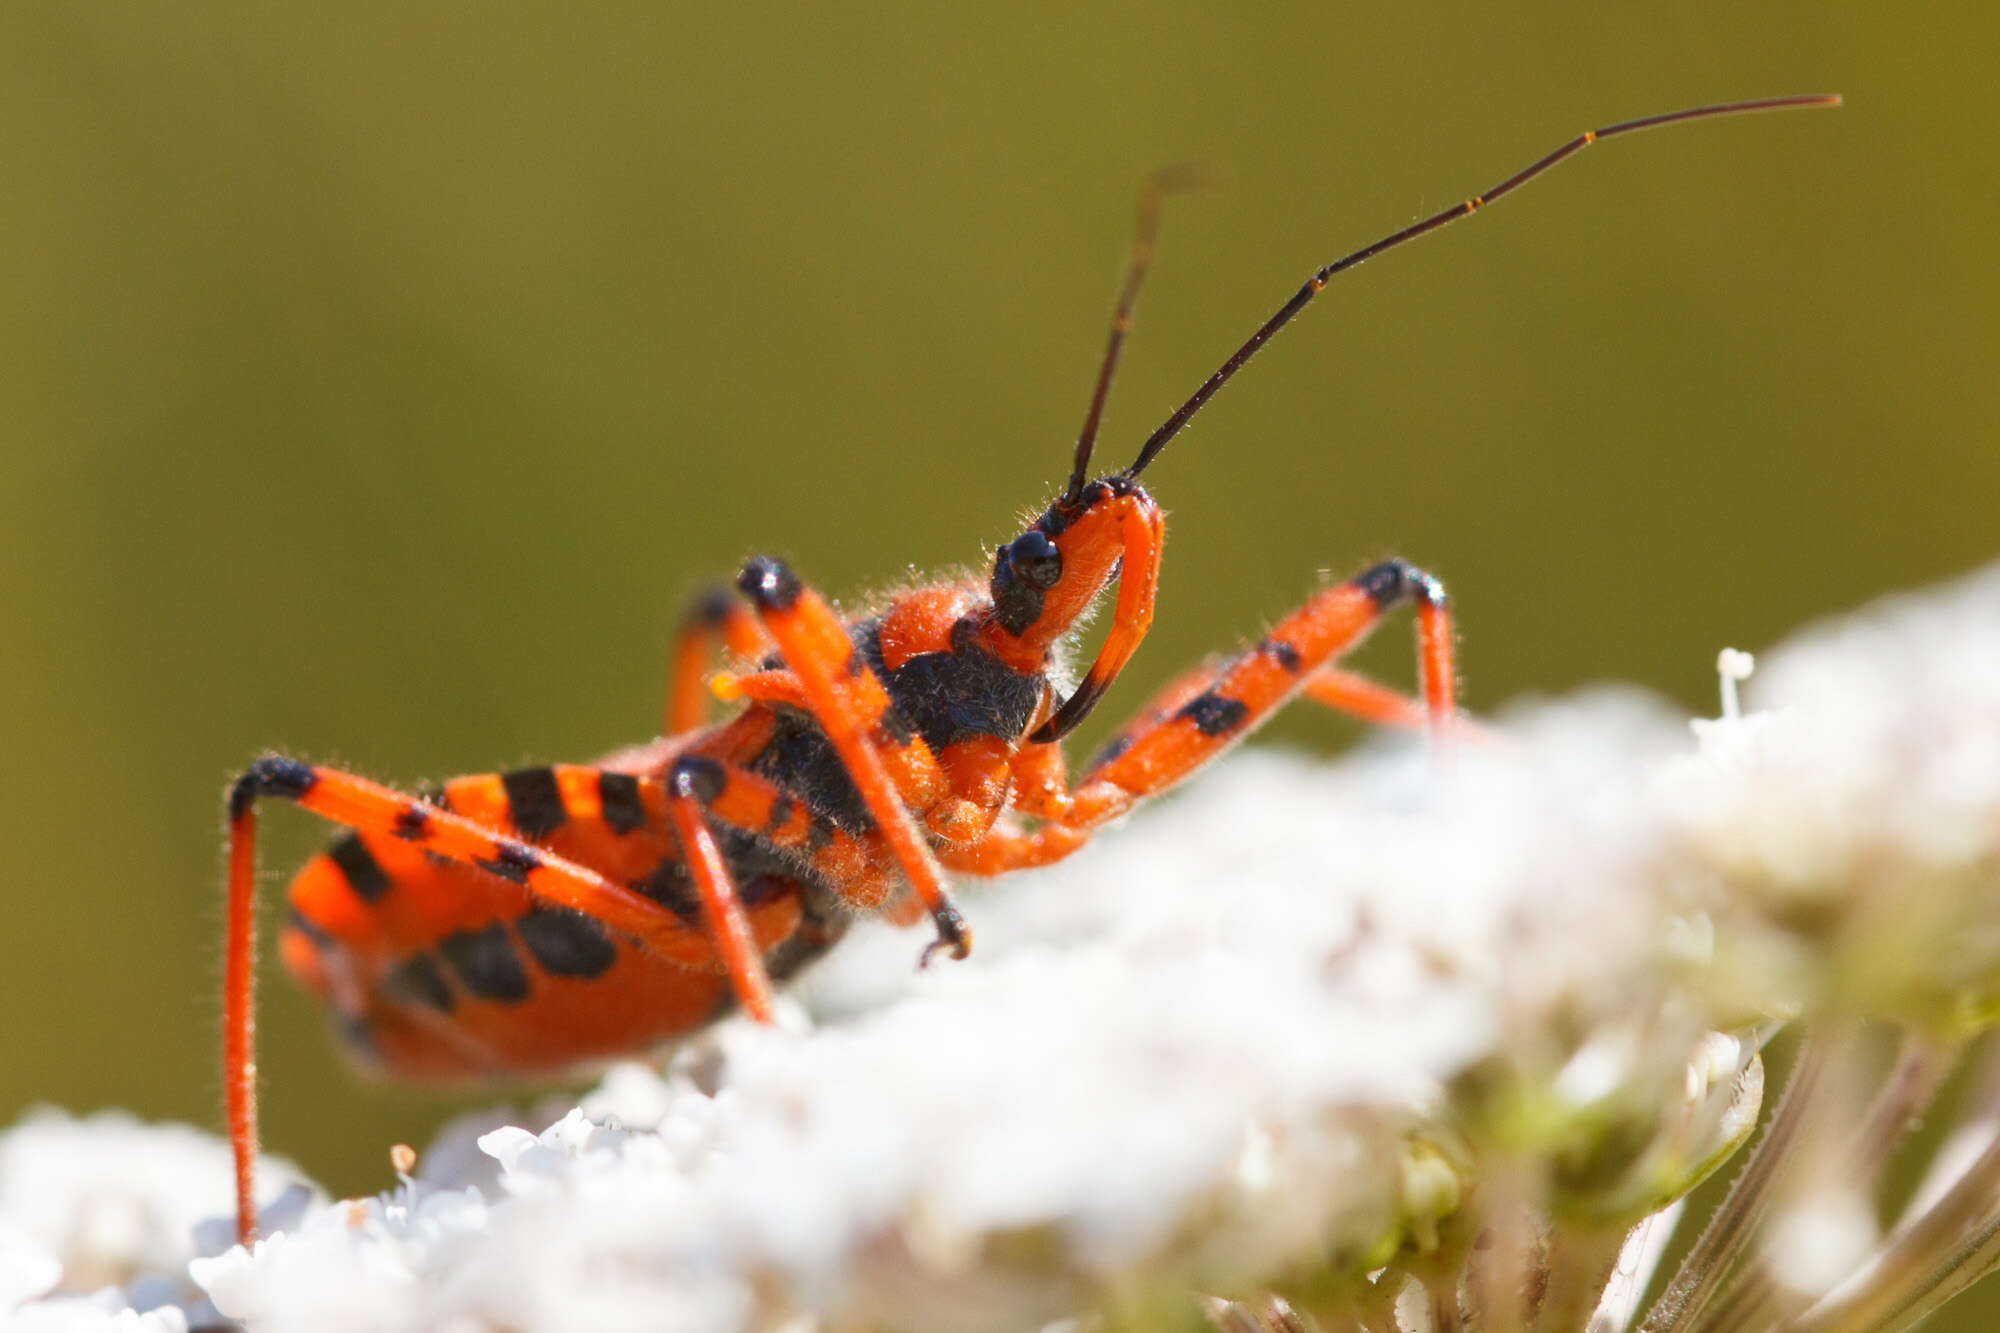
[280,764,822,1078]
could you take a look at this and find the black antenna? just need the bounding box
[1062,162,1216,507]
[1121,94,1841,483]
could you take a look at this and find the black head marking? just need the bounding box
[871,619,1042,750]
[989,531,1065,635]
[989,546,1046,637]
[1005,531,1062,590]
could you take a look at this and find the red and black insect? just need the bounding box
[221,94,1837,1243]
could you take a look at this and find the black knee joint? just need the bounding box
[737,556,801,611]
[689,584,737,627]
[668,754,727,804]
[474,843,542,885]
[229,754,316,821]
[1355,560,1447,611]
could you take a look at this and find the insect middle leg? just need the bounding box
[734,555,974,961]
[945,559,1454,875]
[664,584,776,735]
[658,749,917,1021]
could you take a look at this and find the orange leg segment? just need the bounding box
[1305,667,1505,751]
[735,557,971,962]
[662,758,776,1024]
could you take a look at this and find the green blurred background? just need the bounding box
[2,0,1995,1311]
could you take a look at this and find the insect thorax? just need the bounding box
[744,613,1045,842]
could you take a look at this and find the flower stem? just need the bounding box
[1639,1031,1829,1333]
[1693,1029,1958,1333]
[1530,1224,1629,1332]
[1790,1040,2000,1333]
[1589,1201,1687,1333]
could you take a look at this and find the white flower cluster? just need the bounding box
[6,562,1999,1332]
[0,1110,309,1331]
[1662,562,2000,1032]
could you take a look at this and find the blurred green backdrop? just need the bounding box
[2,0,1995,1311]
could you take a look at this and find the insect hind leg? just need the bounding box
[221,755,734,1246]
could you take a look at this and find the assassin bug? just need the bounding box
[221,93,1838,1242]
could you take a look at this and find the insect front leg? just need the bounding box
[734,556,972,963]
[947,560,1457,877]
[1077,558,1455,805]
[1090,656,1460,760]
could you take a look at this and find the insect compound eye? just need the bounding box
[1004,531,1063,591]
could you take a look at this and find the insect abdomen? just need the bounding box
[279,763,846,1078]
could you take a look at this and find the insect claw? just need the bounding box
[918,907,973,969]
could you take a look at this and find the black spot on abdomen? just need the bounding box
[438,923,531,1003]
[516,905,617,979]
[597,771,647,834]
[501,767,568,840]
[328,835,391,903]
[381,952,455,1012]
